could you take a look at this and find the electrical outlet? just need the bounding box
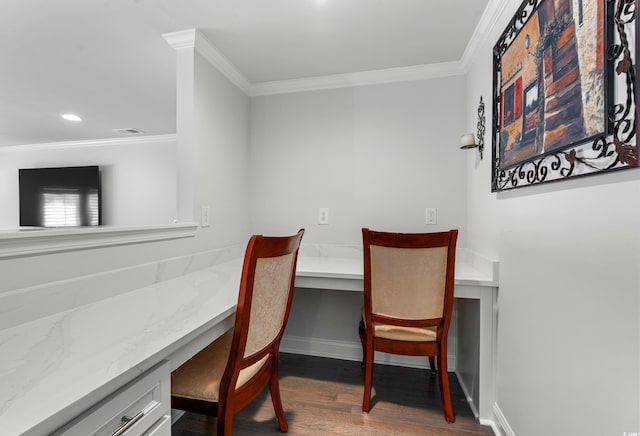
[201,205,211,227]
[425,208,437,225]
[318,208,329,225]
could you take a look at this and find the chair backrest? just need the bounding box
[362,228,458,334]
[224,229,304,382]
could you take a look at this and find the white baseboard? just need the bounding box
[280,334,457,370]
[455,369,503,434]
[482,419,502,436]
[492,403,516,436]
[280,335,362,362]
[455,369,479,419]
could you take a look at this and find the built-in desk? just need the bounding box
[0,246,498,434]
[293,249,498,425]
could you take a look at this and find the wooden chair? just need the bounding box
[171,229,304,435]
[359,228,458,422]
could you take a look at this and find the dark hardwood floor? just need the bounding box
[171,353,494,435]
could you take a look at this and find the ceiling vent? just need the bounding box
[112,128,144,134]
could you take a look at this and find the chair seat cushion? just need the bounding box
[362,308,437,342]
[374,322,437,342]
[171,332,269,402]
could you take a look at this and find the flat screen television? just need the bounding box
[19,166,102,227]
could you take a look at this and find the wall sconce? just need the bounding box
[460,133,477,148]
[460,96,485,159]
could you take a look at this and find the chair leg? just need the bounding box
[429,356,436,375]
[217,400,234,436]
[269,359,289,433]
[362,334,374,412]
[436,350,455,423]
[359,319,366,368]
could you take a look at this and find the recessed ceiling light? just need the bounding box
[61,113,82,122]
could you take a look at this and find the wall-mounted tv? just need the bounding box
[19,166,102,227]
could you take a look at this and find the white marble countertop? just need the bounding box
[0,258,242,436]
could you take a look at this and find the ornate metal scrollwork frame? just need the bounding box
[491,0,637,191]
[477,96,486,159]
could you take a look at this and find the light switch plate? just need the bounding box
[201,206,211,227]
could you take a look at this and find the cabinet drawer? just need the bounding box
[53,361,170,436]
[142,414,171,436]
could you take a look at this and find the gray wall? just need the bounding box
[464,1,640,434]
[249,77,467,245]
[249,76,467,354]
[0,137,177,229]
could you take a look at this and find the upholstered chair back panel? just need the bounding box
[370,245,447,320]
[245,252,295,357]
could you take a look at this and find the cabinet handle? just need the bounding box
[111,411,144,436]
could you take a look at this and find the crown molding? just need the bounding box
[164,29,252,95]
[0,134,177,153]
[249,61,466,96]
[460,0,514,72]
[193,33,252,94]
[162,29,197,50]
[250,0,507,96]
[161,1,509,97]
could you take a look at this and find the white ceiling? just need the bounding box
[0,0,489,147]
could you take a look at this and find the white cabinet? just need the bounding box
[53,362,171,436]
[142,414,172,436]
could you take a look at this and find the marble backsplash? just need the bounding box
[298,243,362,259]
[298,244,498,282]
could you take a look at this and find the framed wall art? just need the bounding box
[491,0,638,191]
